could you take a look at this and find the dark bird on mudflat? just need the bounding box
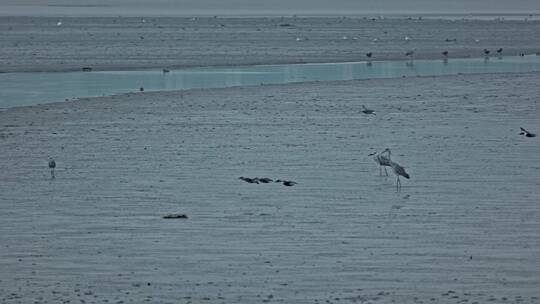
[239,177,259,184]
[520,127,536,137]
[483,49,490,56]
[366,52,373,58]
[496,48,503,54]
[257,177,273,183]
[282,180,297,186]
[361,105,376,115]
[48,158,56,179]
[442,51,449,57]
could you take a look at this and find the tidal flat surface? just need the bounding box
[1,71,539,303]
[1,16,540,73]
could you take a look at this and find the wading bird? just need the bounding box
[377,149,410,190]
[48,158,56,179]
[483,49,490,56]
[390,161,410,190]
[372,149,392,176]
[366,52,373,58]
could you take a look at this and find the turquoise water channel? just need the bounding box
[1,55,540,108]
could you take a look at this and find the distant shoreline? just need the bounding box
[0,6,539,18]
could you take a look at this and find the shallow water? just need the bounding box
[1,55,540,108]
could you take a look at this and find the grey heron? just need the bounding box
[372,148,392,176]
[390,161,410,190]
[376,149,410,189]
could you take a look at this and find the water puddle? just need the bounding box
[1,55,539,108]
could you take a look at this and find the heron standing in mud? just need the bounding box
[373,148,410,189]
[372,148,392,176]
[390,161,410,190]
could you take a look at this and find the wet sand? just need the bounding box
[1,16,540,72]
[1,70,539,303]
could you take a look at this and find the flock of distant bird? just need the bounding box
[364,44,530,61]
[47,122,535,191]
[239,177,298,187]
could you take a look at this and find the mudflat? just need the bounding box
[1,16,539,72]
[1,70,539,303]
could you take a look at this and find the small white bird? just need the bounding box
[404,36,410,42]
[56,20,62,26]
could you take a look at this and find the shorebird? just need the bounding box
[56,20,62,26]
[239,177,259,184]
[390,161,410,190]
[372,149,392,176]
[361,105,376,115]
[162,69,170,73]
[48,158,56,179]
[496,48,503,54]
[405,49,415,60]
[520,127,536,137]
[442,50,449,57]
[257,177,273,183]
[282,180,297,186]
[483,49,490,56]
[366,52,373,58]
[404,36,411,42]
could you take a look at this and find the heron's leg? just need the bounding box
[384,167,388,176]
[396,176,401,191]
[51,169,55,179]
[379,166,382,176]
